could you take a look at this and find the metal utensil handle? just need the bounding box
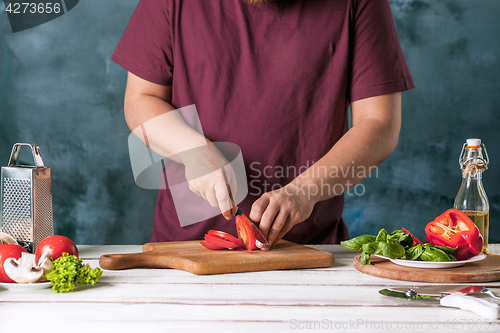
[482,288,500,300]
[8,143,45,168]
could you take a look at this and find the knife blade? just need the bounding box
[380,288,500,319]
[389,285,485,296]
[379,288,438,300]
[220,168,269,246]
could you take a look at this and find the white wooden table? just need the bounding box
[1,244,500,332]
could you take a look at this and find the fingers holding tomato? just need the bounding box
[250,183,315,250]
[264,213,293,250]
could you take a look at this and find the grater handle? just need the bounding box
[8,143,45,168]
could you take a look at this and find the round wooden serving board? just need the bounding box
[353,254,500,283]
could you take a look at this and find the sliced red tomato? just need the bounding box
[200,241,224,250]
[206,230,244,248]
[402,227,424,245]
[235,214,258,251]
[204,234,240,250]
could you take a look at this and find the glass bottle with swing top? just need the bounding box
[453,138,489,253]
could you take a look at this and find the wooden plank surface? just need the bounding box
[0,244,499,333]
[99,240,335,274]
[1,303,493,332]
[1,302,495,331]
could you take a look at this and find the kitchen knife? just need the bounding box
[389,285,485,296]
[221,168,269,246]
[391,285,500,302]
[205,140,269,246]
[379,288,437,300]
[389,285,500,300]
[380,288,500,319]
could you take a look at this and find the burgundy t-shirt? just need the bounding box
[112,0,414,244]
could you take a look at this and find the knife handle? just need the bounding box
[440,293,500,320]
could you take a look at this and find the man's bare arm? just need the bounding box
[298,91,401,199]
[124,72,207,157]
[251,92,402,248]
[124,72,236,217]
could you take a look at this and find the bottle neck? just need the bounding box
[463,171,483,180]
[460,146,487,180]
[462,147,484,165]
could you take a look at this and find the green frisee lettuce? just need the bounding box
[45,253,103,293]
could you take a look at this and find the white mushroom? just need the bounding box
[4,252,45,283]
[0,232,18,245]
[37,252,53,273]
[36,252,53,281]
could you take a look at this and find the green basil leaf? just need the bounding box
[388,230,406,238]
[362,242,383,255]
[379,242,406,259]
[360,251,371,265]
[388,230,413,247]
[375,229,388,242]
[340,235,377,252]
[420,247,452,262]
[406,244,424,261]
[430,245,458,254]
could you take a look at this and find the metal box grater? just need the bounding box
[0,143,54,253]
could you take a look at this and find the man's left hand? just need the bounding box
[249,182,315,250]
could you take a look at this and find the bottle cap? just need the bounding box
[466,138,481,147]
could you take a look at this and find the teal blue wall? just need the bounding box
[1,0,498,244]
[344,0,500,242]
[0,1,155,244]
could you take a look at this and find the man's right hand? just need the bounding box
[182,142,238,219]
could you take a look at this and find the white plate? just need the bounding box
[0,281,51,291]
[374,253,487,269]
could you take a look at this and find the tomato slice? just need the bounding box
[402,227,424,245]
[235,214,258,251]
[200,241,224,250]
[206,230,244,248]
[204,234,240,250]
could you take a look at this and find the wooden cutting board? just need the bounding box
[99,240,334,275]
[353,254,500,283]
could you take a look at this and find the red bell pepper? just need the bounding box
[206,230,244,248]
[235,214,258,251]
[200,218,261,251]
[200,230,244,250]
[200,241,225,250]
[401,227,424,245]
[425,208,483,261]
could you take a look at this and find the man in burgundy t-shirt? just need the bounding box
[112,0,414,247]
